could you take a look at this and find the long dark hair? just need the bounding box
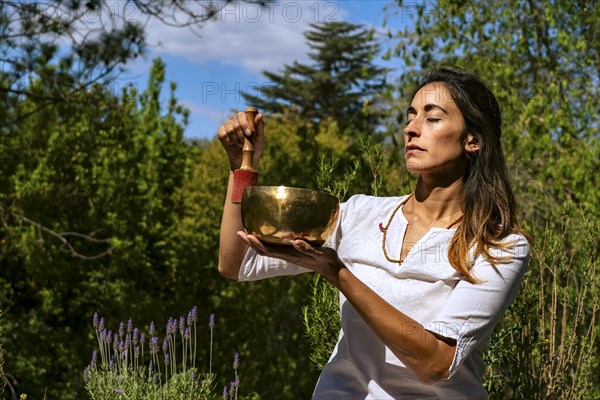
[412,66,525,282]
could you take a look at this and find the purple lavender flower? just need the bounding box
[233,352,239,370]
[191,306,198,324]
[235,374,240,388]
[167,317,177,336]
[92,313,99,329]
[127,318,133,334]
[83,366,90,383]
[135,346,140,359]
[179,316,185,335]
[133,328,139,346]
[229,381,236,399]
[187,310,193,327]
[109,355,115,371]
[162,337,169,353]
[114,388,124,395]
[223,385,228,400]
[125,334,131,350]
[184,327,190,341]
[140,332,146,346]
[209,313,215,330]
[149,321,156,337]
[118,321,124,339]
[100,329,107,344]
[170,317,177,335]
[150,336,159,354]
[113,333,119,352]
[99,317,105,332]
[106,330,113,346]
[164,352,170,367]
[191,371,196,381]
[152,374,157,384]
[91,350,98,369]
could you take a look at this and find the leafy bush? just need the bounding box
[484,214,599,399]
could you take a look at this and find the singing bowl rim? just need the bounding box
[241,185,340,246]
[242,185,339,201]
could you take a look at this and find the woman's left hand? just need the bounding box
[237,231,344,286]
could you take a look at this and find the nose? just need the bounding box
[403,117,420,139]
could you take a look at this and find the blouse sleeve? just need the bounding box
[237,250,311,281]
[237,198,346,282]
[424,233,530,379]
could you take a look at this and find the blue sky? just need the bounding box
[115,0,398,139]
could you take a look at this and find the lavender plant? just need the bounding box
[85,307,242,400]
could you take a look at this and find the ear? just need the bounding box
[464,134,481,153]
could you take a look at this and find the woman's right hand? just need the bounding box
[217,111,264,171]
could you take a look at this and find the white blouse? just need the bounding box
[239,194,530,399]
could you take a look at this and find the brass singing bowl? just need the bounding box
[241,186,340,246]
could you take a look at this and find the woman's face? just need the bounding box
[403,82,471,176]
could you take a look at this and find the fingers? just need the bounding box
[292,240,322,259]
[217,119,243,148]
[237,231,323,262]
[216,113,245,149]
[217,111,263,148]
[237,231,271,256]
[235,111,253,137]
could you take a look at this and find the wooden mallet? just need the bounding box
[232,107,259,203]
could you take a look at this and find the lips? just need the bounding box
[405,144,425,152]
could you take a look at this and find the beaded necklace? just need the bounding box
[379,193,463,264]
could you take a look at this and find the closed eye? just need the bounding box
[427,118,441,123]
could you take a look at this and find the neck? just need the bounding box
[406,172,465,225]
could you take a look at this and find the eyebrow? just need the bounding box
[407,103,450,116]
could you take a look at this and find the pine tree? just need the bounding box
[243,21,389,134]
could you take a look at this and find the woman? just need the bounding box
[217,67,530,399]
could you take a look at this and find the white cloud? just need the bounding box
[142,0,348,74]
[181,99,230,122]
[178,100,228,138]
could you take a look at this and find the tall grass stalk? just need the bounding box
[0,309,6,398]
[209,314,214,375]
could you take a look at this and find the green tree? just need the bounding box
[242,21,390,135]
[383,0,599,223]
[0,2,276,397]
[0,58,195,399]
[0,0,263,108]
